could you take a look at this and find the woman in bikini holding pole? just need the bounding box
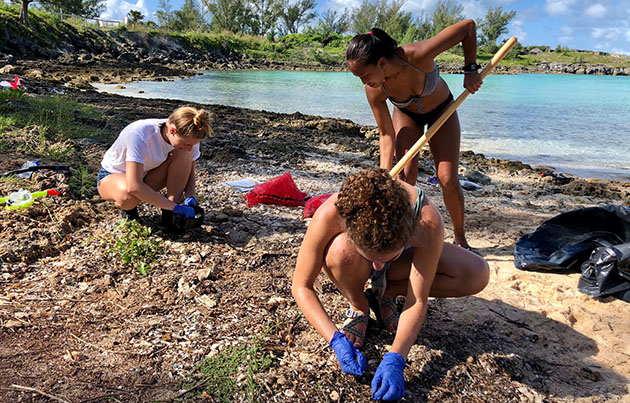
[346,20,483,251]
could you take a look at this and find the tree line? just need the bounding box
[14,0,515,50]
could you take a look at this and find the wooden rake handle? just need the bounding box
[389,37,518,177]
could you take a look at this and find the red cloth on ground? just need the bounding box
[246,172,307,207]
[303,194,332,219]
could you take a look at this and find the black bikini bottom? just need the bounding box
[398,92,454,128]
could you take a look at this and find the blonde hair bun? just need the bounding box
[169,106,212,139]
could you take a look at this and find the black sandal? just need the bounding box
[365,289,400,334]
[340,306,370,348]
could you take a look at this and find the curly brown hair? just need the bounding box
[335,169,415,253]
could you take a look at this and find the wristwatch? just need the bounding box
[463,62,480,73]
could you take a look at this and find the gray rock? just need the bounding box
[465,170,492,185]
[117,52,137,63]
[0,64,16,74]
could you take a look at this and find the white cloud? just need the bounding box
[510,19,527,43]
[608,47,630,55]
[400,0,437,16]
[557,35,574,46]
[460,1,486,21]
[100,0,152,21]
[560,25,572,35]
[591,27,605,39]
[584,4,606,18]
[323,0,361,11]
[591,27,626,42]
[544,0,576,16]
[626,29,630,42]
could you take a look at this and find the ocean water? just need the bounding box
[93,71,630,181]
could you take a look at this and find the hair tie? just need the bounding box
[367,31,373,35]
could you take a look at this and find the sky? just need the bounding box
[93,0,630,55]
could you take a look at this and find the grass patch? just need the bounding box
[0,89,106,139]
[107,219,162,275]
[0,89,108,163]
[69,164,97,199]
[165,30,350,65]
[179,321,279,401]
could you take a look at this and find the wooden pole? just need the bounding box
[389,37,518,177]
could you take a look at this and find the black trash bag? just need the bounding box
[514,205,630,271]
[577,242,630,302]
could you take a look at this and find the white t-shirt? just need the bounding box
[101,119,201,174]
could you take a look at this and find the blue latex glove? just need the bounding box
[371,352,406,401]
[172,204,195,219]
[183,196,197,206]
[329,331,366,376]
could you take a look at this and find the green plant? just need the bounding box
[108,219,162,275]
[0,89,108,138]
[573,55,586,65]
[69,164,96,199]
[180,322,279,401]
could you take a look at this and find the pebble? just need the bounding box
[284,390,295,397]
[4,320,23,328]
[197,268,211,281]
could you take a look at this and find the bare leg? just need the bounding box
[392,108,424,186]
[428,111,469,249]
[322,233,372,347]
[384,243,489,298]
[98,174,141,210]
[429,243,489,297]
[145,149,192,203]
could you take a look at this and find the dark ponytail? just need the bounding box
[346,27,398,66]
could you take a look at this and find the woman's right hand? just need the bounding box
[464,72,483,94]
[330,331,366,375]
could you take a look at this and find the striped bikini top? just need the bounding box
[382,54,440,113]
[412,186,425,219]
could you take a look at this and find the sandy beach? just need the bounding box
[0,63,629,402]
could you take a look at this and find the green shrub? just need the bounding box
[179,321,279,401]
[107,220,162,275]
[69,164,96,199]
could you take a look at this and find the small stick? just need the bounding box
[389,37,518,177]
[10,384,72,403]
[176,377,212,398]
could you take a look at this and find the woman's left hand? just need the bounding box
[371,352,406,400]
[464,72,483,94]
[183,196,197,206]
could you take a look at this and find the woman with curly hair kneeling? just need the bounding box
[292,168,488,400]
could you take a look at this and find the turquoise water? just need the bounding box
[94,71,630,181]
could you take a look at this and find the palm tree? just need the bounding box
[127,9,145,27]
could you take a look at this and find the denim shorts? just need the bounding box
[96,167,112,188]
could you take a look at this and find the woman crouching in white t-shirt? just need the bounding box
[97,106,211,220]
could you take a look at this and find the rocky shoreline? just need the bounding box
[2,24,630,90]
